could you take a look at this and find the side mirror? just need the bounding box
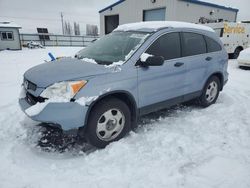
[137,55,164,67]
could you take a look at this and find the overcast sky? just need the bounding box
[0,0,249,34]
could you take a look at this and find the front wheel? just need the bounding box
[198,76,220,107]
[85,98,131,148]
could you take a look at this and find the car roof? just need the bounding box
[114,21,214,33]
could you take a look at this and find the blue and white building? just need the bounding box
[99,0,238,35]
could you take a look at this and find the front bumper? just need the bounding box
[19,96,89,131]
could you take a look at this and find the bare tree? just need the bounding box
[64,21,72,35]
[74,22,80,35]
[86,24,98,36]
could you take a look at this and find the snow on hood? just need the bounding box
[104,61,124,72]
[24,57,108,88]
[81,57,97,64]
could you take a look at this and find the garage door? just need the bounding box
[105,15,119,34]
[143,8,166,21]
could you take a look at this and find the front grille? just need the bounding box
[26,92,46,105]
[24,79,37,91]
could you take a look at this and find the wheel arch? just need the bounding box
[84,90,138,129]
[206,72,224,91]
[235,46,244,51]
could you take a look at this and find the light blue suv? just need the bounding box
[19,21,228,148]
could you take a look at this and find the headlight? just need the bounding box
[40,80,87,99]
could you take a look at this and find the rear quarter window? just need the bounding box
[204,36,222,53]
[181,32,207,57]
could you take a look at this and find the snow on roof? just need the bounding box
[0,21,21,28]
[114,21,215,33]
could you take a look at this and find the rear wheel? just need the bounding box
[85,98,131,148]
[233,47,243,59]
[198,76,220,107]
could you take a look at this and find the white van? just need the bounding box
[205,22,250,59]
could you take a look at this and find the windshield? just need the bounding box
[76,31,150,65]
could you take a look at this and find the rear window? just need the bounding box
[181,32,207,57]
[205,36,222,53]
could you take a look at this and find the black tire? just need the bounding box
[198,76,221,107]
[85,97,131,148]
[233,47,242,59]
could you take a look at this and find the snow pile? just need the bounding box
[76,96,98,106]
[0,47,250,188]
[25,97,69,116]
[104,61,124,72]
[140,53,153,62]
[81,57,97,64]
[115,21,215,33]
[104,61,124,68]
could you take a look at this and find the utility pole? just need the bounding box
[61,12,64,35]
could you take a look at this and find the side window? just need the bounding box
[181,32,207,57]
[7,32,13,40]
[205,36,222,52]
[146,32,181,60]
[1,32,7,40]
[1,32,14,40]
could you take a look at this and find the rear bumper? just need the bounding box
[238,60,250,67]
[19,97,89,131]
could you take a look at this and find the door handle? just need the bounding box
[174,62,184,67]
[205,57,212,61]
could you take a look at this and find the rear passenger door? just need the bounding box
[181,32,209,95]
[137,32,186,111]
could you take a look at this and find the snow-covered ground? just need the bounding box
[0,47,250,188]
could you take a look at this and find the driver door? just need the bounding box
[137,32,187,113]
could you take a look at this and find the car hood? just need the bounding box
[24,58,109,88]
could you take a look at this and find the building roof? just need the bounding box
[0,21,21,28]
[114,21,215,33]
[99,0,238,13]
[99,0,125,13]
[182,0,238,12]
